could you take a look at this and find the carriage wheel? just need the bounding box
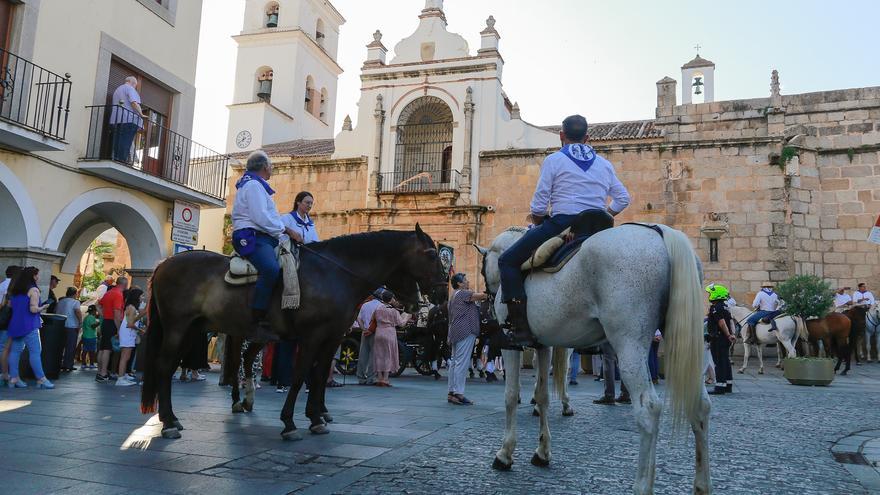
[391,338,413,378]
[335,337,359,376]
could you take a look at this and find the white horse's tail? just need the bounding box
[551,346,568,399]
[794,316,809,342]
[659,226,704,433]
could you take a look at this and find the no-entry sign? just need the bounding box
[172,200,201,231]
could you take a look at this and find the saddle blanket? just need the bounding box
[224,238,300,309]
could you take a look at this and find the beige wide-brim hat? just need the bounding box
[761,282,774,288]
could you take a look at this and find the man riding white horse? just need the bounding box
[230,150,303,343]
[497,115,630,347]
[745,282,782,344]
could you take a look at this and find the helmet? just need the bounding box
[705,283,729,302]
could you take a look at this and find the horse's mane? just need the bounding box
[310,229,416,255]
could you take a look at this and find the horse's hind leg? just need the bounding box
[531,347,552,467]
[688,384,712,494]
[756,342,764,374]
[493,349,521,470]
[614,339,661,495]
[561,349,574,417]
[226,337,244,413]
[157,325,188,439]
[738,340,750,374]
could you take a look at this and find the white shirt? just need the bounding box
[530,144,630,217]
[834,292,853,308]
[110,83,143,128]
[854,290,875,307]
[231,178,285,238]
[356,299,382,330]
[282,212,320,244]
[752,290,780,311]
[725,297,737,308]
[0,277,10,302]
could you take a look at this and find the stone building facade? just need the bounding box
[225,1,880,304]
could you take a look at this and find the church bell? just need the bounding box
[693,76,704,95]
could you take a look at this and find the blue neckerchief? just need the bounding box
[560,143,598,173]
[762,288,774,295]
[235,171,275,195]
[290,211,314,231]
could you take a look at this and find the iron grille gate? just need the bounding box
[388,121,453,192]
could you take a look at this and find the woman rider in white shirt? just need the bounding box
[282,191,319,245]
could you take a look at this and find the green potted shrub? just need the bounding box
[776,275,836,386]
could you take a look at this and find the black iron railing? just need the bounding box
[377,168,461,193]
[0,47,72,141]
[82,105,228,200]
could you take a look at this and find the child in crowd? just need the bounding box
[81,305,100,369]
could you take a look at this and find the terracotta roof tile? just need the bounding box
[541,119,663,141]
[230,138,335,161]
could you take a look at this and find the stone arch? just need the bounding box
[0,160,41,248]
[392,96,454,189]
[44,188,165,274]
[304,75,316,115]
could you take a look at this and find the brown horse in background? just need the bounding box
[804,312,852,375]
[845,306,869,365]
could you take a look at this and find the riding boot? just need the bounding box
[250,309,280,344]
[502,300,540,349]
[725,382,733,394]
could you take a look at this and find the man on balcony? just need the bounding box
[109,76,146,163]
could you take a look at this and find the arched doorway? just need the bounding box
[394,96,453,191]
[0,161,41,249]
[45,188,165,290]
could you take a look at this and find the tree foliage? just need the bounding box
[776,274,834,319]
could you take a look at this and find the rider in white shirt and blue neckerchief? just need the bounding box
[282,191,319,245]
[854,283,875,308]
[497,115,630,347]
[231,150,302,343]
[746,282,782,342]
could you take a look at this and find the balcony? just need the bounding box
[79,105,228,207]
[0,47,71,151]
[376,167,461,193]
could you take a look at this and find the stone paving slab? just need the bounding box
[1,363,879,494]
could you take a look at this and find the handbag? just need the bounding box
[111,335,121,352]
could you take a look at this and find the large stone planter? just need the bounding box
[783,357,835,386]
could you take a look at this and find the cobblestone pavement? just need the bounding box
[1,362,879,494]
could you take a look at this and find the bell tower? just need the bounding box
[681,49,715,105]
[226,0,345,153]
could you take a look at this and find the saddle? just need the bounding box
[225,255,262,285]
[521,210,614,273]
[225,239,302,309]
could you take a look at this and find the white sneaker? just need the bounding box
[192,372,206,381]
[116,377,136,387]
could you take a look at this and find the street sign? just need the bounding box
[171,227,198,246]
[868,214,880,245]
[174,243,193,254]
[173,200,200,231]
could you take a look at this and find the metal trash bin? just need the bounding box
[19,313,66,380]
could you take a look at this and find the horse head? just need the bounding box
[390,224,448,312]
[474,227,525,297]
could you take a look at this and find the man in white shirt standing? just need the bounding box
[498,115,630,347]
[109,76,146,163]
[231,150,300,342]
[745,282,782,343]
[355,290,384,385]
[0,265,19,303]
[833,287,853,311]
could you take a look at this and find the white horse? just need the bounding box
[476,224,709,495]
[727,306,805,374]
[864,303,880,362]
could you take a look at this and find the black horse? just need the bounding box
[141,226,447,440]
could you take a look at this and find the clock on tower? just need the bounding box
[235,130,252,149]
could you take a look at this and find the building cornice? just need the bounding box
[226,101,295,121]
[361,61,500,82]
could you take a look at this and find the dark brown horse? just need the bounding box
[845,306,868,365]
[141,226,447,440]
[804,312,852,374]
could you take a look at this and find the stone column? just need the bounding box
[0,247,64,296]
[461,87,475,204]
[126,269,154,291]
[372,94,386,205]
[656,76,677,118]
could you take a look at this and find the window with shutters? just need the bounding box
[0,0,15,53]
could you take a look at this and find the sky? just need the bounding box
[192,0,880,153]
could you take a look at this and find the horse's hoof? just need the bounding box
[242,401,253,412]
[530,453,550,467]
[309,424,330,435]
[562,408,575,417]
[529,398,536,405]
[281,428,303,441]
[231,402,244,413]
[737,369,744,374]
[492,456,512,471]
[173,420,184,431]
[161,427,182,439]
[532,409,540,417]
[758,370,764,375]
[321,413,333,423]
[841,371,849,376]
[775,364,781,369]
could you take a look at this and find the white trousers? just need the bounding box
[448,334,476,395]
